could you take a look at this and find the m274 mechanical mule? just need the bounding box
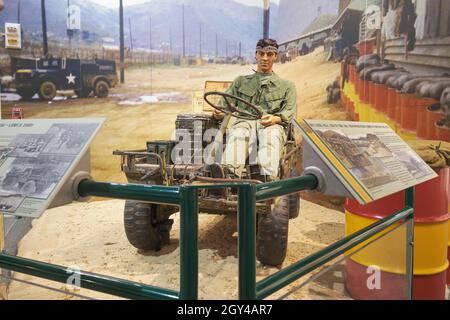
[114,92,303,266]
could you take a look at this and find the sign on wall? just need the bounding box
[5,23,21,49]
[365,5,382,30]
[67,5,81,31]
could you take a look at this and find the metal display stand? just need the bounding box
[303,141,354,198]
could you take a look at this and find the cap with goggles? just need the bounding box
[255,39,279,53]
[256,45,278,53]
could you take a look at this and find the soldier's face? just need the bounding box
[256,50,277,73]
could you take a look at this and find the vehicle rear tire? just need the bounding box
[38,80,57,101]
[288,169,300,219]
[93,80,109,98]
[17,89,35,101]
[256,196,289,266]
[286,169,301,219]
[124,200,174,251]
[288,193,300,219]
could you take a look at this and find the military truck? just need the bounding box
[13,57,118,101]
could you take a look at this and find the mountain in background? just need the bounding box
[0,0,279,58]
[0,0,116,40]
[277,0,340,42]
[122,0,279,57]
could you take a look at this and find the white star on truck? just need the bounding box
[66,73,76,84]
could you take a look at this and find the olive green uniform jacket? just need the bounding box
[225,72,297,127]
[220,72,297,179]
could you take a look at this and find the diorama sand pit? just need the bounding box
[7,198,345,300]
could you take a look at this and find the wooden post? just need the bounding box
[0,213,7,300]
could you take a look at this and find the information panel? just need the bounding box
[5,23,22,49]
[0,118,104,218]
[296,119,438,204]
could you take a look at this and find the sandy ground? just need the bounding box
[6,199,346,300]
[1,48,352,299]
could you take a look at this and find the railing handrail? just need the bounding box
[255,174,318,201]
[0,177,414,300]
[255,207,414,299]
[78,174,319,204]
[0,253,179,300]
[78,180,182,205]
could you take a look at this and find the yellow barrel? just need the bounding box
[371,110,384,123]
[347,83,357,102]
[354,100,359,113]
[447,207,450,285]
[356,102,371,122]
[448,216,450,251]
[368,104,377,122]
[346,211,449,275]
[381,113,397,132]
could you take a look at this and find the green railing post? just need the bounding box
[0,253,179,300]
[179,186,198,300]
[238,184,257,300]
[256,175,318,201]
[78,180,181,205]
[405,187,415,300]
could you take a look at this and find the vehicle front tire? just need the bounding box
[38,80,57,101]
[256,196,290,266]
[288,193,300,219]
[93,80,109,98]
[124,200,174,251]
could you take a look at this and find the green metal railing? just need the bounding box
[0,176,414,300]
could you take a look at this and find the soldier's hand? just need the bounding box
[261,115,281,127]
[213,109,225,120]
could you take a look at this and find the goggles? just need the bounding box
[256,45,278,54]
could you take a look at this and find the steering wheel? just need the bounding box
[204,91,263,121]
